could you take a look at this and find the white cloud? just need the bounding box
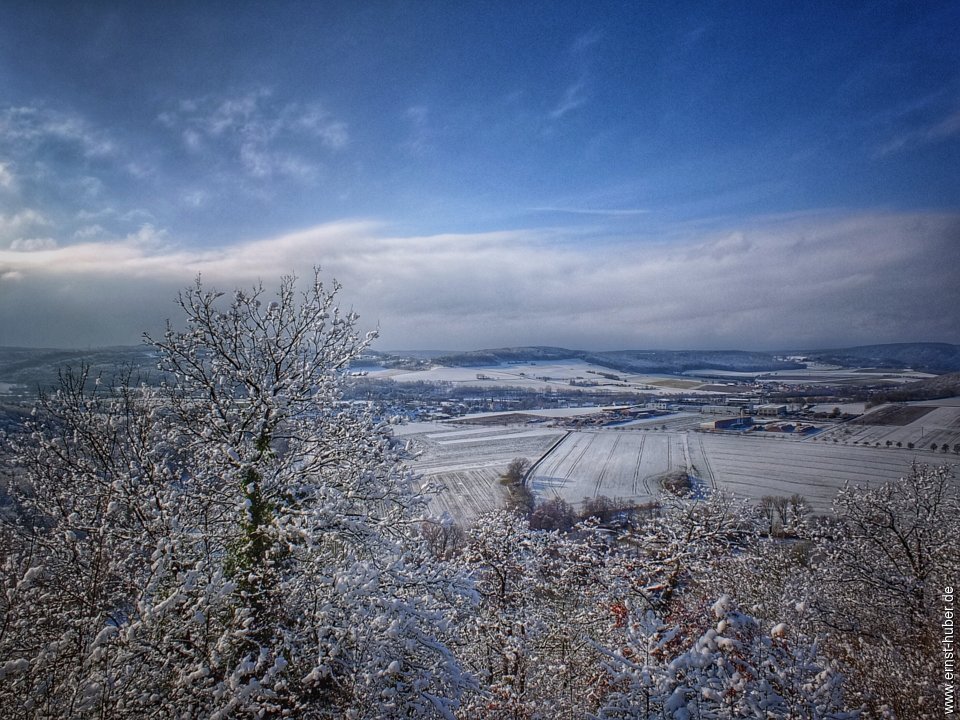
[402,105,432,155]
[125,223,167,246]
[549,80,587,119]
[549,30,599,120]
[77,208,115,221]
[293,106,348,150]
[183,128,203,151]
[120,208,156,224]
[0,209,49,244]
[161,90,349,180]
[928,109,960,140]
[125,161,152,179]
[74,224,105,239]
[0,211,956,350]
[78,175,104,198]
[529,206,649,217]
[875,106,960,157]
[0,162,14,189]
[10,237,57,251]
[572,29,604,53]
[181,189,210,208]
[0,106,116,159]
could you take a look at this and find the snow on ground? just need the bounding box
[910,396,960,407]
[390,407,618,438]
[439,406,623,421]
[435,428,563,445]
[530,431,685,505]
[817,401,960,450]
[406,422,566,525]
[527,429,954,514]
[614,412,703,429]
[390,421,453,437]
[696,433,928,512]
[810,402,867,415]
[758,367,934,385]
[683,363,934,385]
[407,421,959,523]
[404,398,960,524]
[367,360,726,395]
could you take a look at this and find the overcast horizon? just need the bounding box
[1,2,958,351]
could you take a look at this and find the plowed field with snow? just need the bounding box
[407,423,566,524]
[407,399,960,523]
[528,430,954,513]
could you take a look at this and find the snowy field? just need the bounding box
[695,433,935,512]
[406,401,960,523]
[684,363,933,385]
[406,422,566,524]
[368,359,725,395]
[755,367,933,385]
[528,429,956,514]
[530,431,688,505]
[809,402,868,415]
[816,400,960,451]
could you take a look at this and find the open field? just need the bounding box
[644,378,705,390]
[363,357,938,406]
[528,429,955,514]
[696,434,933,511]
[367,359,724,396]
[531,431,687,504]
[817,400,960,451]
[682,362,934,385]
[405,422,566,524]
[425,467,510,525]
[850,404,936,426]
[408,400,960,522]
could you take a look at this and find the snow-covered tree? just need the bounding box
[0,272,471,718]
[453,510,618,719]
[593,596,857,720]
[806,462,959,718]
[617,491,759,613]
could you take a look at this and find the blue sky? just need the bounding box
[0,1,958,350]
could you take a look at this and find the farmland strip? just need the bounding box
[697,435,717,490]
[565,432,595,480]
[525,431,572,493]
[594,434,623,497]
[632,434,647,495]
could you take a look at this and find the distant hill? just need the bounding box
[0,346,158,396]
[873,371,960,402]
[5,343,959,399]
[432,347,804,374]
[583,350,804,375]
[432,347,580,366]
[432,343,960,376]
[804,343,960,374]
